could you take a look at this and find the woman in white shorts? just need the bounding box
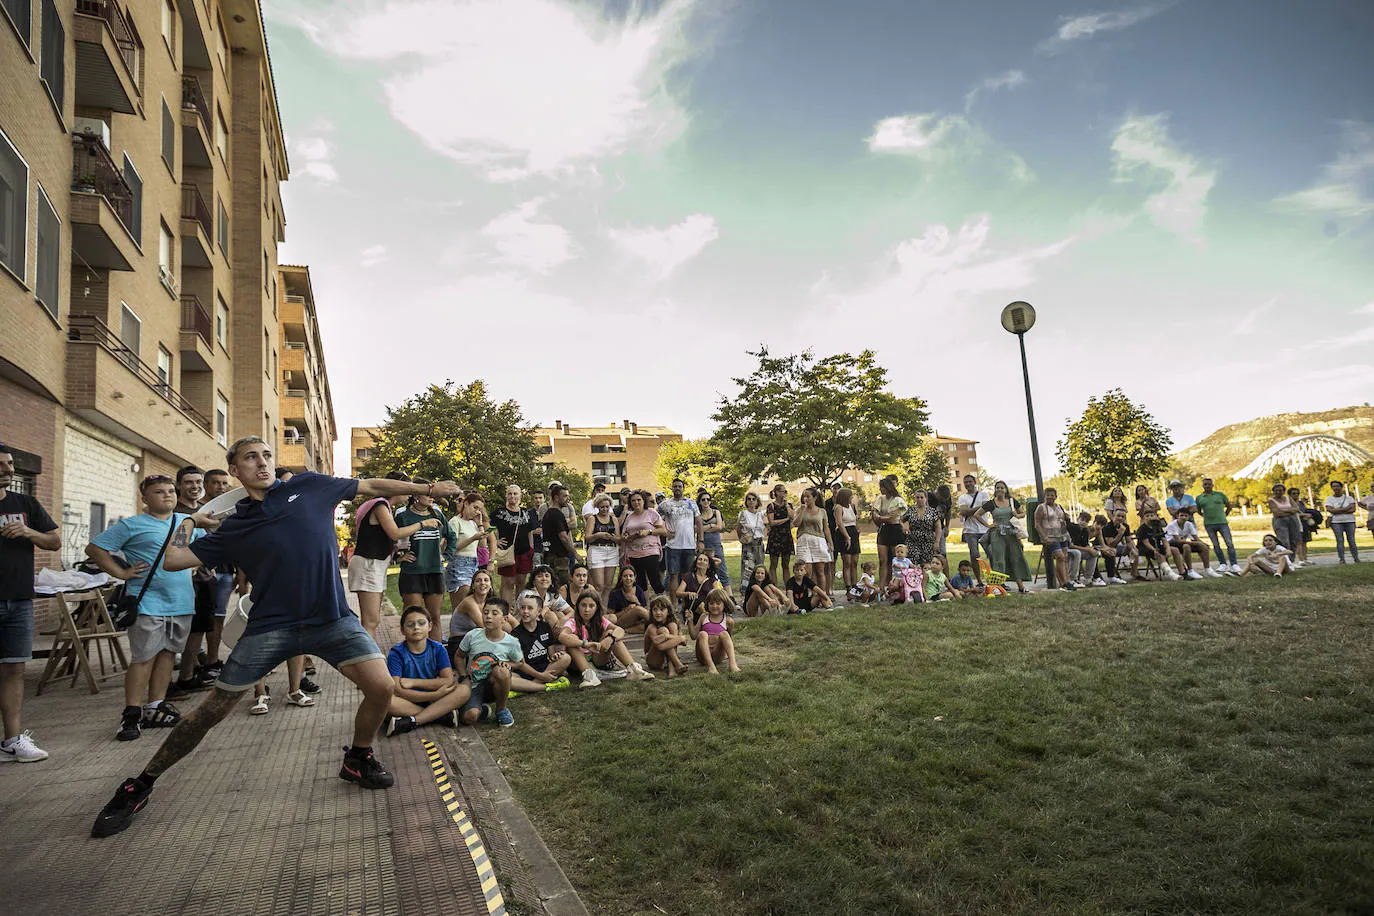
[791,487,835,594]
[583,494,622,600]
[347,472,438,645]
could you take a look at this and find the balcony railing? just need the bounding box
[72,134,134,236]
[181,184,212,238]
[67,315,211,430]
[75,0,140,83]
[181,74,211,133]
[180,294,212,348]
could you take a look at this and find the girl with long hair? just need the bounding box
[982,481,1030,594]
[871,476,907,587]
[697,492,731,591]
[792,487,835,594]
[557,589,655,687]
[620,491,668,594]
[765,484,795,583]
[395,478,456,637]
[833,487,861,593]
[692,589,741,675]
[583,494,622,600]
[643,595,689,678]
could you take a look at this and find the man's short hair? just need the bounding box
[176,465,203,484]
[274,468,292,480]
[592,481,606,492]
[1044,487,1057,497]
[672,478,685,486]
[225,435,266,465]
[204,468,230,481]
[519,591,545,609]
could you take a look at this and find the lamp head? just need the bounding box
[1000,301,1037,334]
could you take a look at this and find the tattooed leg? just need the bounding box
[143,687,243,777]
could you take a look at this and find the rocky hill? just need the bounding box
[1174,405,1374,477]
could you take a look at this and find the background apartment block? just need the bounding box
[349,421,683,491]
[1,0,333,572]
[277,263,334,474]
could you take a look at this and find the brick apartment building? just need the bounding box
[350,420,683,491]
[754,434,980,499]
[277,264,333,474]
[1,0,333,570]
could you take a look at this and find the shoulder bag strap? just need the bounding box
[132,517,179,607]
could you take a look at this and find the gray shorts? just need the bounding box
[129,614,192,664]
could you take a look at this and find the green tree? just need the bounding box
[652,439,751,523]
[881,438,951,500]
[711,348,930,487]
[357,381,590,509]
[1055,389,1173,491]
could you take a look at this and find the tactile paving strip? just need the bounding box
[421,738,507,915]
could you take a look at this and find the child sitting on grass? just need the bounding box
[744,564,792,616]
[948,560,979,598]
[385,606,472,736]
[643,595,690,678]
[507,593,573,694]
[1241,534,1294,577]
[923,557,956,601]
[692,589,740,675]
[786,561,832,614]
[453,598,524,728]
[848,561,881,604]
[558,589,655,688]
[885,544,915,601]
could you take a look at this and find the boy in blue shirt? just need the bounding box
[384,606,470,736]
[454,597,524,728]
[86,475,203,742]
[949,560,979,598]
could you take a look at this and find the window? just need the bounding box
[0,126,26,282]
[158,221,174,291]
[215,294,228,348]
[215,393,228,446]
[39,0,63,112]
[591,461,627,484]
[89,502,106,536]
[214,108,227,162]
[271,348,277,392]
[355,448,372,460]
[263,328,269,372]
[216,196,228,254]
[160,98,174,169]
[119,303,141,362]
[35,186,59,316]
[214,13,226,66]
[2,0,30,47]
[591,444,607,454]
[160,0,175,52]
[263,251,269,291]
[156,345,171,385]
[122,155,142,244]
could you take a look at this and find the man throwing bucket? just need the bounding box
[92,436,459,837]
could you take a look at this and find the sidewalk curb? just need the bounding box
[456,728,590,916]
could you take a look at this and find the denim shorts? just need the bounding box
[444,555,480,593]
[0,599,34,663]
[664,548,696,575]
[214,572,236,617]
[217,615,383,692]
[1046,540,1071,555]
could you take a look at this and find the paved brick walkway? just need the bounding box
[0,607,549,916]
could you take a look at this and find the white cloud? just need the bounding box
[293,133,338,184]
[480,199,577,274]
[964,70,1026,112]
[290,0,702,180]
[608,213,719,279]
[359,244,388,268]
[867,114,973,156]
[1039,3,1175,52]
[1111,114,1215,246]
[1273,121,1374,221]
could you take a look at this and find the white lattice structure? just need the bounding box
[1235,435,1374,479]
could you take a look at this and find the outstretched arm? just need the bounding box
[357,477,460,500]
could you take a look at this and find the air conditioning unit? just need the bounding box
[74,117,111,150]
[158,265,178,294]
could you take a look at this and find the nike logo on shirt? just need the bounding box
[288,494,300,503]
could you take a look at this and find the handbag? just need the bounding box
[493,513,521,568]
[111,517,178,630]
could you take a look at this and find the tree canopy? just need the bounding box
[711,348,929,488]
[882,438,952,500]
[1055,389,1173,491]
[357,380,589,510]
[653,439,752,523]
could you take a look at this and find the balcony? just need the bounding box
[179,294,213,370]
[177,0,212,69]
[70,134,137,271]
[181,75,213,168]
[73,0,141,115]
[180,184,213,268]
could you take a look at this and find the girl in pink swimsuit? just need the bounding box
[691,589,740,675]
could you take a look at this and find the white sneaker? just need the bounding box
[0,731,49,763]
[1091,577,1108,587]
[1108,576,1127,585]
[250,694,271,715]
[626,662,655,682]
[1204,568,1223,578]
[579,670,602,689]
[1228,564,1243,575]
[1185,570,1203,580]
[1165,568,1181,581]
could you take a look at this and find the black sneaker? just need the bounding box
[116,706,142,741]
[386,715,416,737]
[165,682,192,700]
[204,660,224,674]
[339,747,395,789]
[142,702,182,729]
[437,711,457,728]
[174,675,211,693]
[298,676,322,695]
[92,777,153,838]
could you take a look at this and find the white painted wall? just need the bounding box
[61,418,140,568]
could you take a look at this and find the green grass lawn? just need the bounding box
[483,565,1374,915]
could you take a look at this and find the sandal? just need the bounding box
[250,693,271,715]
[142,702,183,728]
[286,690,315,707]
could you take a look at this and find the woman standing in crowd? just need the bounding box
[697,493,731,591]
[583,494,622,600]
[931,484,953,557]
[736,492,767,593]
[1134,485,1161,520]
[1267,483,1304,557]
[444,493,493,613]
[492,484,538,604]
[983,481,1030,594]
[1103,486,1130,519]
[348,471,436,645]
[833,487,861,594]
[621,491,667,595]
[395,480,455,637]
[871,477,907,587]
[1325,480,1360,564]
[902,489,944,566]
[765,485,795,584]
[792,488,834,595]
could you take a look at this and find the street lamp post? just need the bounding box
[1001,301,1051,587]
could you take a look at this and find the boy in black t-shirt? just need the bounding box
[508,593,572,693]
[786,561,832,614]
[1135,510,1184,581]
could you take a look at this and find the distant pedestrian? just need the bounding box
[697,493,731,590]
[736,492,767,592]
[871,477,906,588]
[1324,481,1359,563]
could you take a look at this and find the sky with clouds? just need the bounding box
[262,0,1374,483]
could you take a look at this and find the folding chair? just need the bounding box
[37,588,129,695]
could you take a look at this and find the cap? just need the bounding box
[655,491,666,499]
[1168,479,1183,487]
[619,487,631,495]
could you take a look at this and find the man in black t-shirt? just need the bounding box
[0,445,61,763]
[173,466,218,693]
[542,485,580,590]
[508,594,571,693]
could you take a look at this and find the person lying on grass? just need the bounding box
[848,561,881,605]
[385,606,472,737]
[607,566,651,634]
[786,560,832,613]
[507,593,573,694]
[948,560,979,598]
[923,557,956,601]
[643,595,690,678]
[558,589,655,688]
[744,564,791,616]
[692,589,741,675]
[452,597,523,728]
[1241,534,1295,577]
